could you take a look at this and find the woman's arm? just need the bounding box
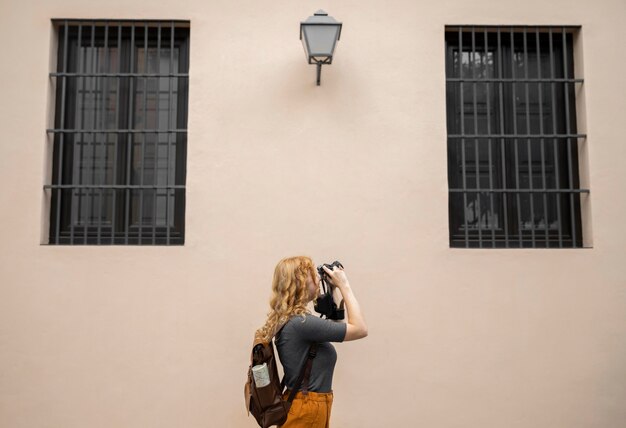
[322,266,368,341]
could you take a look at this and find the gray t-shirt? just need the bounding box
[276,314,347,393]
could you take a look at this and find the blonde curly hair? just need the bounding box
[256,256,318,342]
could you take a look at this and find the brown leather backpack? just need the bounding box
[244,333,317,428]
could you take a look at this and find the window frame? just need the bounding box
[47,20,190,245]
[444,26,586,248]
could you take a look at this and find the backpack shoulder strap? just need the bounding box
[299,343,318,395]
[286,343,318,403]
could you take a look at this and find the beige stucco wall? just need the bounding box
[1,0,625,427]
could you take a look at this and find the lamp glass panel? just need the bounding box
[303,25,339,56]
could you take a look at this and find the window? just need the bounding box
[445,26,587,248]
[47,20,189,245]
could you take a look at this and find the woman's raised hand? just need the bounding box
[322,264,350,289]
[321,264,367,341]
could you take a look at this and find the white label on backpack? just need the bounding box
[252,363,270,388]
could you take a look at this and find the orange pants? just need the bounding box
[279,390,334,428]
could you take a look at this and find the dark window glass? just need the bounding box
[445,27,586,248]
[48,21,189,245]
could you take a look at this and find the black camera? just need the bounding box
[314,261,345,320]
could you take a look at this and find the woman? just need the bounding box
[256,256,368,428]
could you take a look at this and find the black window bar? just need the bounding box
[47,20,190,245]
[445,26,588,248]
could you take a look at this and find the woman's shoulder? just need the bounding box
[283,313,310,327]
[280,313,346,343]
[280,313,313,332]
[284,313,335,331]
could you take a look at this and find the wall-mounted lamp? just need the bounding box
[300,10,342,85]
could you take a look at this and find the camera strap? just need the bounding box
[320,277,329,294]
